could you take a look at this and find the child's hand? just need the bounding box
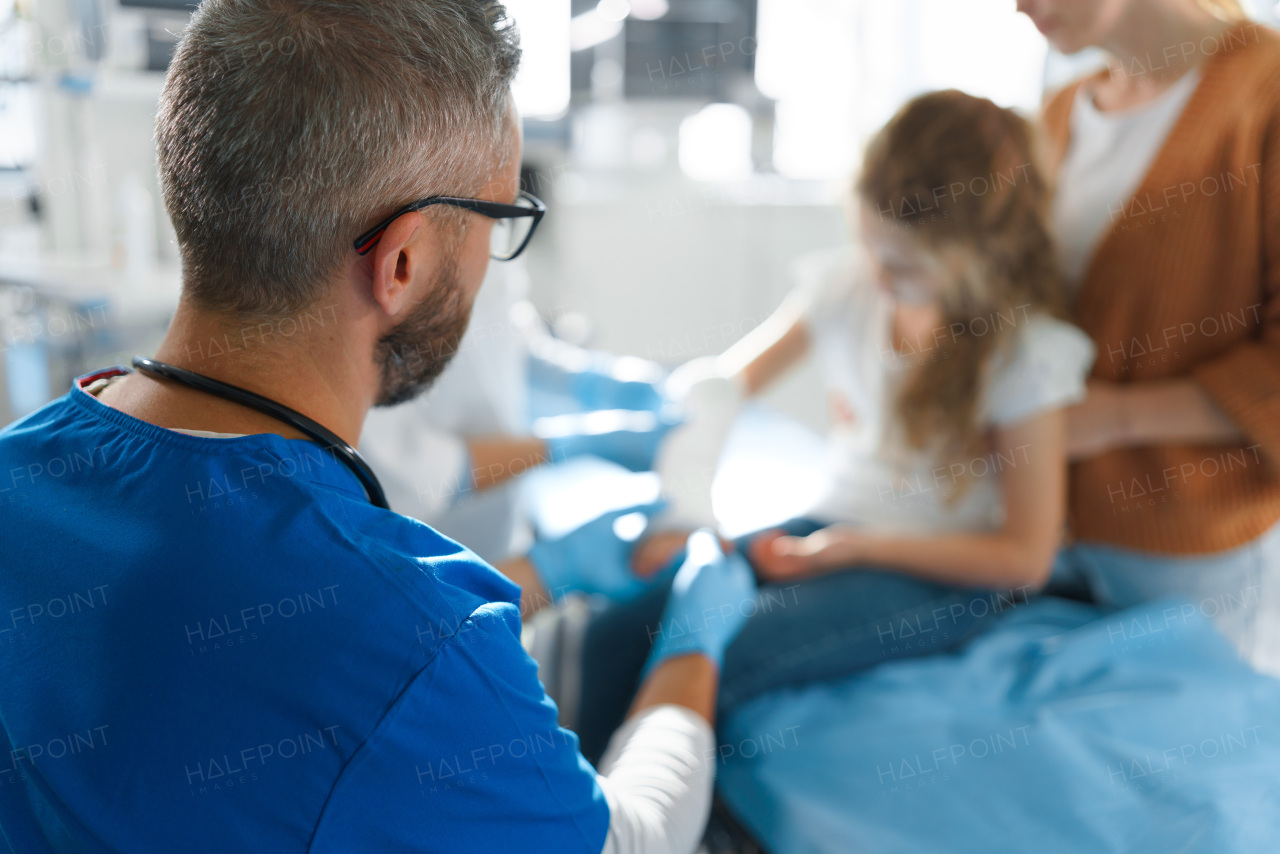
[749,526,865,581]
[632,529,736,578]
[747,530,812,580]
[631,530,696,578]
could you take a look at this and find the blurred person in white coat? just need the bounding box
[361,259,676,564]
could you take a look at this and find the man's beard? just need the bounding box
[373,257,474,408]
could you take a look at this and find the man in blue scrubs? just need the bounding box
[0,1,755,851]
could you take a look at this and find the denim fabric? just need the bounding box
[574,519,1022,763]
[1048,516,1280,665]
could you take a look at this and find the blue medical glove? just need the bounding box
[528,344,667,414]
[538,410,681,472]
[528,501,670,604]
[571,363,666,412]
[643,530,758,675]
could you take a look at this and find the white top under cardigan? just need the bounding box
[1051,66,1203,290]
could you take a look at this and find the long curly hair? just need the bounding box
[856,90,1065,500]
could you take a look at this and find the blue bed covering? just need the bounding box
[717,597,1280,853]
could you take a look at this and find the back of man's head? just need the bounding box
[156,0,521,320]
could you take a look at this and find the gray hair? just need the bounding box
[156,0,521,318]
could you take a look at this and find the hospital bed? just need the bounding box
[523,405,1280,854]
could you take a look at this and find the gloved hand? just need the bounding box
[537,410,681,472]
[643,530,758,676]
[527,339,667,413]
[571,357,667,412]
[528,501,671,603]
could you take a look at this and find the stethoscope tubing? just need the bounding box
[131,356,390,510]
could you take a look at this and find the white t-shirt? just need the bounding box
[788,248,1096,535]
[1052,67,1202,289]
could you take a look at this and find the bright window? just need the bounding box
[757,0,1048,180]
[505,0,572,119]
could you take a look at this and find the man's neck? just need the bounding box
[97,300,376,446]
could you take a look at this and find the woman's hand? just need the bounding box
[1066,378,1243,461]
[1065,379,1131,461]
[748,526,865,581]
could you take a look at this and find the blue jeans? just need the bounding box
[1048,517,1280,665]
[573,519,1023,763]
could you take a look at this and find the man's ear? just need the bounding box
[366,212,441,319]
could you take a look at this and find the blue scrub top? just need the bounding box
[0,371,610,853]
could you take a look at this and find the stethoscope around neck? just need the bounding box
[131,356,390,510]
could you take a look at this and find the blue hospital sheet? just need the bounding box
[717,597,1280,853]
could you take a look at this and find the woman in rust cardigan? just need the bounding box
[1018,0,1280,666]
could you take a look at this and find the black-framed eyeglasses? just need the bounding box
[354,190,546,261]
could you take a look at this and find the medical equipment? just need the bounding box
[131,355,390,509]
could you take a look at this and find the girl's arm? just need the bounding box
[647,301,813,537]
[757,408,1068,590]
[715,301,812,397]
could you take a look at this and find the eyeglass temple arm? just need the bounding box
[355,195,544,255]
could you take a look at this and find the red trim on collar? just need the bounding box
[76,368,130,390]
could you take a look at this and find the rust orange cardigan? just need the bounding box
[1040,21,1280,555]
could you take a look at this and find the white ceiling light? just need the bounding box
[629,0,670,20]
[596,0,632,23]
[679,103,754,182]
[570,10,624,51]
[505,0,571,118]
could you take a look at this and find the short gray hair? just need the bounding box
[156,0,521,318]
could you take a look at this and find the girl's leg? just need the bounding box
[574,519,1023,755]
[1042,545,1097,603]
[716,572,1013,715]
[572,518,826,762]
[715,517,1021,713]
